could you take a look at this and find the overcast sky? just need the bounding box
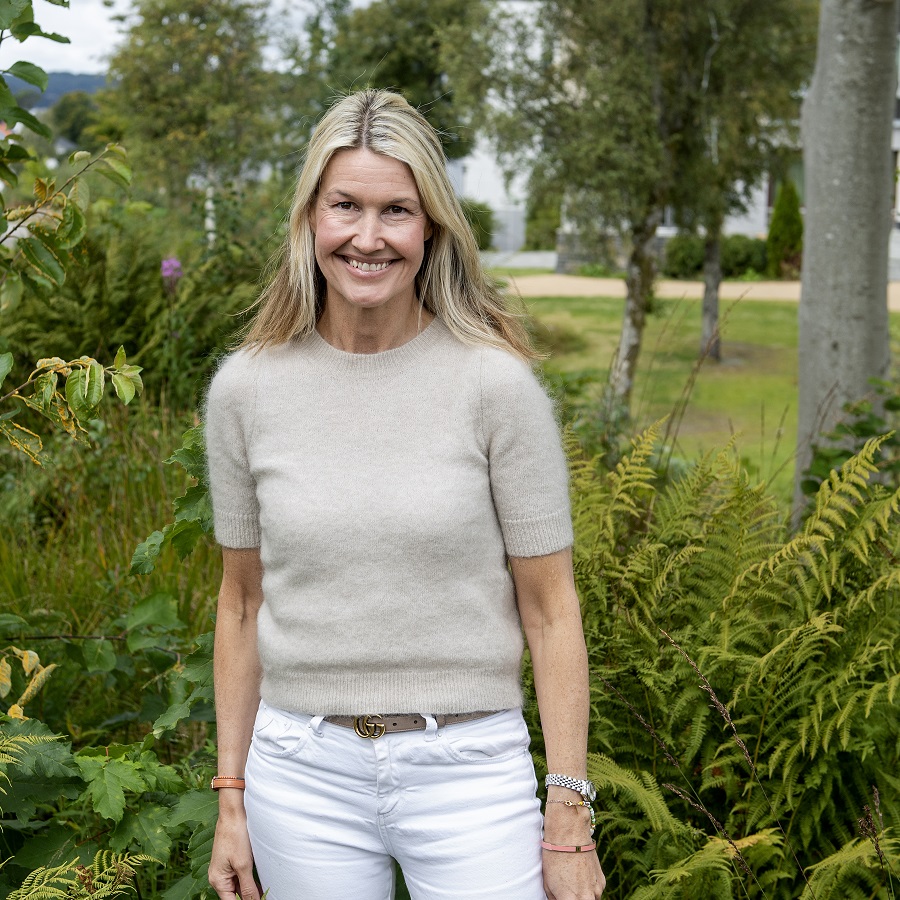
[12,0,127,75]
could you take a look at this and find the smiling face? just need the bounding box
[309,147,432,322]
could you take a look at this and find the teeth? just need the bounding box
[347,258,391,271]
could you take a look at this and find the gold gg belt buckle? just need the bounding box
[353,714,386,739]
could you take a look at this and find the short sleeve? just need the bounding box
[204,351,261,548]
[480,349,573,557]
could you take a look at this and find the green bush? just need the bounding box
[460,198,495,251]
[524,192,561,250]
[720,234,767,278]
[662,233,704,279]
[766,180,803,278]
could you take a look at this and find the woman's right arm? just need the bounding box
[208,547,265,900]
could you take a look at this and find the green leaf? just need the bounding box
[75,756,147,822]
[81,638,117,673]
[0,272,24,314]
[163,873,204,900]
[0,161,18,187]
[174,483,213,528]
[0,612,28,632]
[55,200,86,249]
[5,61,48,91]
[68,149,91,165]
[129,529,166,576]
[110,804,173,859]
[0,0,30,31]
[170,518,207,560]
[68,177,90,212]
[114,345,126,369]
[0,351,12,387]
[98,155,132,188]
[20,235,65,286]
[64,361,104,420]
[0,418,42,462]
[112,372,136,405]
[169,789,219,828]
[125,592,182,631]
[33,370,57,409]
[167,425,207,480]
[152,700,191,736]
[0,103,51,140]
[10,21,69,43]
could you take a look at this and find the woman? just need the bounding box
[205,89,606,900]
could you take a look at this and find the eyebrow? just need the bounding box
[322,189,420,207]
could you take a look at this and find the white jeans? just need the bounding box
[244,703,546,899]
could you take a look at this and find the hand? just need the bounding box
[541,801,606,899]
[209,802,263,900]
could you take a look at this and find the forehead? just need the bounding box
[319,148,421,199]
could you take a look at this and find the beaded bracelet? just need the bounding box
[546,798,597,832]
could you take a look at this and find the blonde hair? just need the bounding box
[242,89,536,360]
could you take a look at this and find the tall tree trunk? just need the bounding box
[701,216,724,362]
[608,209,662,409]
[793,0,897,520]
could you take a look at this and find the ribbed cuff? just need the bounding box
[214,511,261,548]
[500,508,574,557]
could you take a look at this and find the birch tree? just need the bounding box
[793,0,898,515]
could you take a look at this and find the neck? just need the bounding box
[317,301,433,354]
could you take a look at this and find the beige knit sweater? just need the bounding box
[204,318,573,715]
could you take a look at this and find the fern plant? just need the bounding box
[4,851,154,900]
[525,426,900,899]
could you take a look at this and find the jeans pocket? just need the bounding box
[251,704,313,759]
[441,711,530,764]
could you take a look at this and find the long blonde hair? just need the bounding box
[242,89,536,360]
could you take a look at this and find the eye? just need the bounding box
[336,201,354,210]
[386,205,407,215]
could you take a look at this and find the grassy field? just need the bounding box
[527,294,900,503]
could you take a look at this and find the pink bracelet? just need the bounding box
[541,839,597,853]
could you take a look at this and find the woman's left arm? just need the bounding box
[511,549,606,900]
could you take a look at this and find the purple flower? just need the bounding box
[161,257,183,280]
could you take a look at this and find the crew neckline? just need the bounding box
[301,316,446,374]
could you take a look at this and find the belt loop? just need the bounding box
[422,713,438,741]
[309,714,326,736]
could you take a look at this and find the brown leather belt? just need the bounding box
[325,711,495,739]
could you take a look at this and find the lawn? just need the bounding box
[526,294,900,504]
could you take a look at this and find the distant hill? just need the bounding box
[6,71,107,110]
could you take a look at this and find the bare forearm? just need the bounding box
[213,605,262,783]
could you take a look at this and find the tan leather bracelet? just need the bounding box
[210,776,246,791]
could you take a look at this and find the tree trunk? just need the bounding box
[701,220,723,362]
[608,209,662,409]
[793,0,897,520]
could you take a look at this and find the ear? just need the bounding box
[424,219,433,240]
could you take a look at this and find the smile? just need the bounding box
[344,257,393,272]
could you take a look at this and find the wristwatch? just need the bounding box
[545,773,597,802]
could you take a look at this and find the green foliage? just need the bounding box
[6,851,155,900]
[524,191,561,251]
[766,180,803,278]
[98,0,275,200]
[801,380,900,497]
[321,0,487,159]
[460,198,494,251]
[721,235,767,279]
[663,233,704,279]
[520,425,900,898]
[50,91,104,154]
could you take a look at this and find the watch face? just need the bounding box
[585,781,597,801]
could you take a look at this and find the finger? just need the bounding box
[236,874,261,900]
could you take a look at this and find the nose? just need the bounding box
[352,211,385,255]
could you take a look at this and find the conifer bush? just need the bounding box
[766,180,804,278]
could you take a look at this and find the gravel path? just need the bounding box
[507,274,900,311]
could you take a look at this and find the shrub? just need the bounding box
[662,233,704,279]
[766,180,803,278]
[720,234,767,278]
[524,192,561,250]
[460,198,495,251]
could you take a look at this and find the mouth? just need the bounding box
[342,256,395,272]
